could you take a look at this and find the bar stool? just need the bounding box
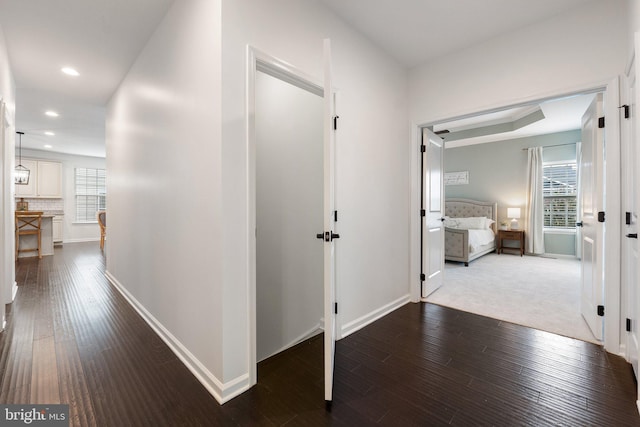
[15,211,43,260]
[97,210,106,250]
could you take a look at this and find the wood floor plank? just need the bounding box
[1,243,639,426]
[30,336,60,404]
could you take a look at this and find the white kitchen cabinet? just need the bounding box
[53,216,63,244]
[37,161,62,197]
[14,159,62,198]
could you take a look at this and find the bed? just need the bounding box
[444,199,498,266]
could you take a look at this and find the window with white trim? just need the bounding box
[75,168,106,222]
[543,161,577,229]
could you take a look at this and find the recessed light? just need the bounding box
[45,111,59,117]
[44,131,55,136]
[44,144,53,149]
[61,67,79,77]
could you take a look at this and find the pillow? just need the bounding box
[451,217,486,230]
[443,216,459,228]
[485,218,495,229]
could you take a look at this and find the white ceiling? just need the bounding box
[435,93,597,148]
[0,0,174,157]
[0,0,594,158]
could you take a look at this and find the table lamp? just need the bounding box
[507,208,521,230]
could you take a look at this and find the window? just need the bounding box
[75,168,106,222]
[543,162,577,228]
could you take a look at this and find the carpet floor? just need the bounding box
[427,253,599,344]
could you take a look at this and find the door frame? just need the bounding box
[246,45,334,387]
[410,77,622,355]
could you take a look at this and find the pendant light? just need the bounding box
[14,131,30,185]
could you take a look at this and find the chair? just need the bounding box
[97,211,106,250]
[15,211,43,260]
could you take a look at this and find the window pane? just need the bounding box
[543,163,577,196]
[75,168,106,222]
[543,162,577,228]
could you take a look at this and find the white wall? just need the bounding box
[255,71,324,362]
[20,148,105,243]
[220,0,410,387]
[108,0,409,403]
[410,0,628,124]
[106,0,225,399]
[0,23,15,320]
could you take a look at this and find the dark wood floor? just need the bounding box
[1,242,639,426]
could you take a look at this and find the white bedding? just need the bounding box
[468,229,495,253]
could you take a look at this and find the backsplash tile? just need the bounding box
[16,198,64,212]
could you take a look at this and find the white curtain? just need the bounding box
[526,147,545,254]
[575,142,582,259]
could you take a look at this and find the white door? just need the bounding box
[421,128,444,298]
[322,39,338,404]
[580,93,605,341]
[626,35,640,380]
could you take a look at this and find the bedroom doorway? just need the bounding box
[417,82,621,348]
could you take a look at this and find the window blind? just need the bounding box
[543,162,577,228]
[75,168,106,222]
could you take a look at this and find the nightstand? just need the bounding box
[497,229,525,256]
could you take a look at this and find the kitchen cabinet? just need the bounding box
[15,159,62,198]
[53,216,63,244]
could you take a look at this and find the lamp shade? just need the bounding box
[507,208,521,219]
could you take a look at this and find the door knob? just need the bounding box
[331,232,340,240]
[576,221,584,227]
[316,233,325,240]
[626,233,638,239]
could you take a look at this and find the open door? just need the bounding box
[626,34,640,382]
[421,128,445,298]
[322,39,338,405]
[579,93,605,341]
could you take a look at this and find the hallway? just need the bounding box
[1,243,639,425]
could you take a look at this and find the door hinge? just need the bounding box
[597,305,605,317]
[627,318,632,332]
[420,144,426,153]
[620,105,630,119]
[598,117,605,128]
[334,210,338,222]
[333,115,339,130]
[334,302,338,314]
[598,211,605,223]
[420,209,426,217]
[626,212,632,225]
[420,273,425,281]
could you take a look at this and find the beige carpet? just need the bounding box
[427,253,599,344]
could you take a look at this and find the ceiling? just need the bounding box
[0,0,594,158]
[0,0,174,157]
[434,93,596,148]
[320,0,594,68]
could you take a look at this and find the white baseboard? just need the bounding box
[11,281,17,301]
[63,238,100,243]
[258,323,323,363]
[637,399,640,416]
[340,294,411,339]
[104,270,250,404]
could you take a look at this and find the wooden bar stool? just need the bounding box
[97,211,106,250]
[15,211,43,260]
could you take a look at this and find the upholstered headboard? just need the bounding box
[445,199,498,230]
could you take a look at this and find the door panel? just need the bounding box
[422,129,444,298]
[323,38,337,404]
[580,94,604,341]
[627,36,640,380]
